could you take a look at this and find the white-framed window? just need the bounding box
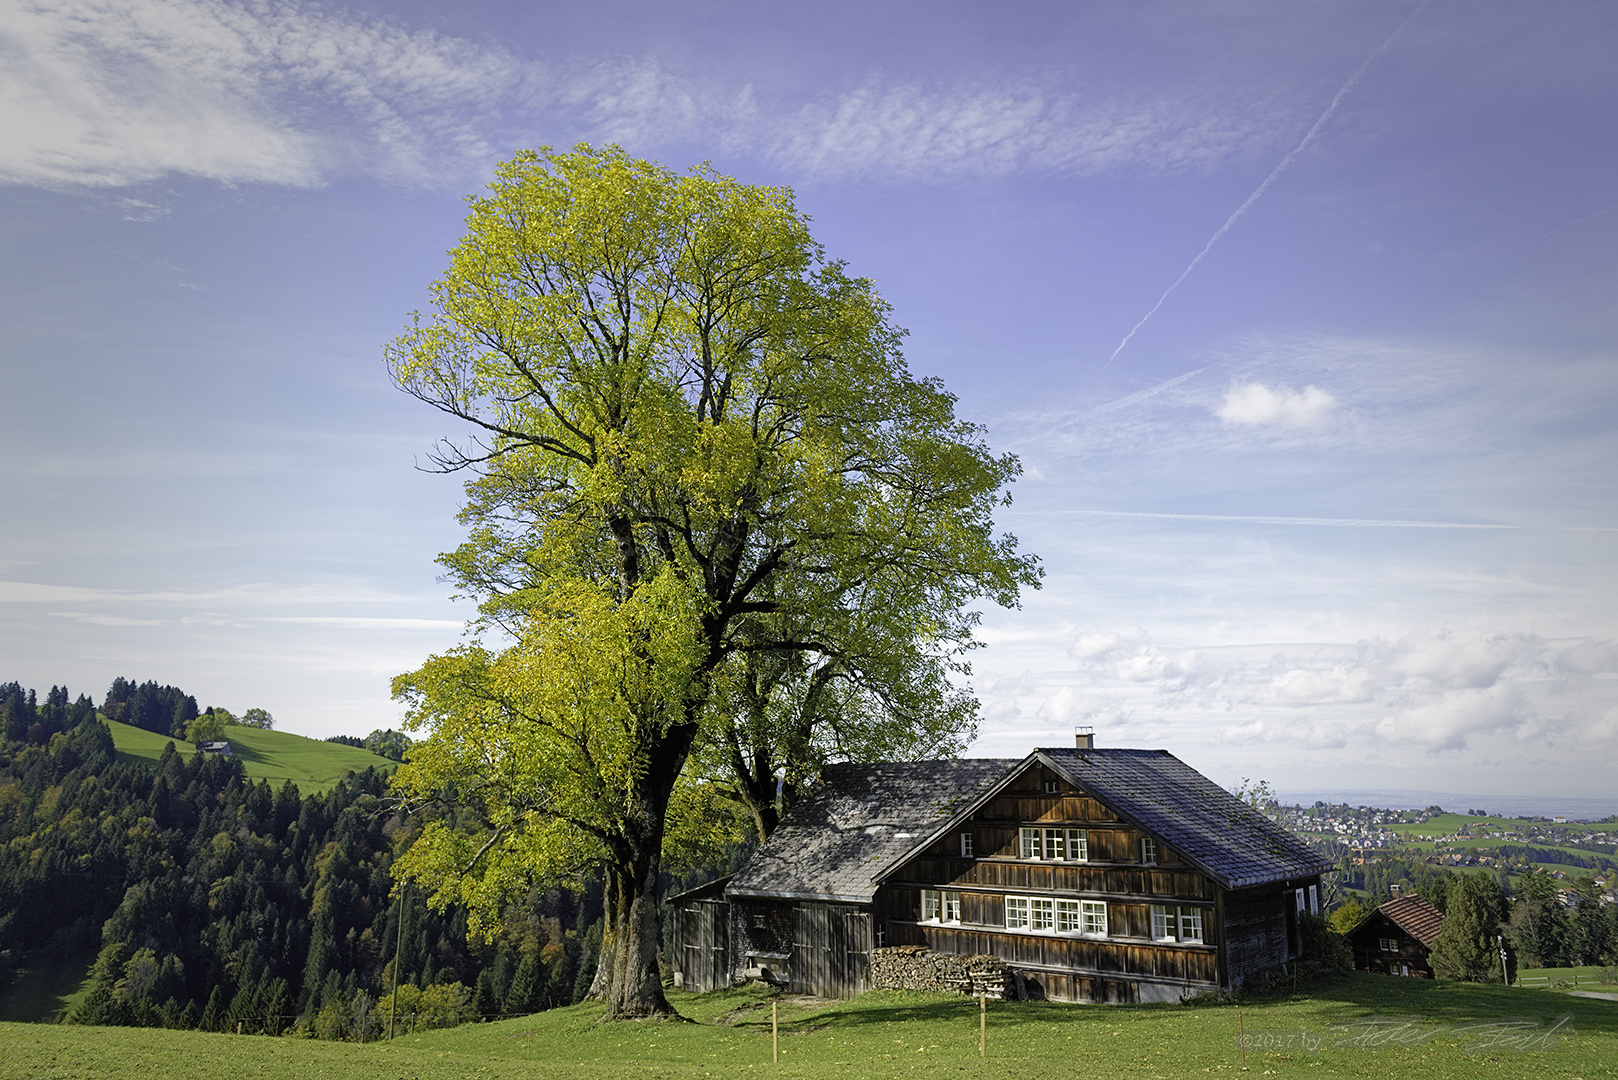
[960,831,974,858]
[1307,885,1319,915]
[1150,904,1205,942]
[1043,779,1060,794]
[1141,837,1158,864]
[1021,827,1089,861]
[942,891,961,923]
[1006,896,1105,936]
[1005,896,1031,930]
[1380,937,1397,952]
[921,889,939,922]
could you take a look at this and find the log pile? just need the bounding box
[869,946,1008,999]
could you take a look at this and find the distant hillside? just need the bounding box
[104,717,396,795]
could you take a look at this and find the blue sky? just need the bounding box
[2,0,1615,801]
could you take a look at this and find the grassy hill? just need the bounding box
[0,975,1611,1080]
[104,718,396,795]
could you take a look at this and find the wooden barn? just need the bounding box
[668,734,1331,1003]
[1345,892,1444,978]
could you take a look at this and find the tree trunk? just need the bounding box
[586,720,700,1019]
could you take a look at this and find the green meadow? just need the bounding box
[103,718,396,795]
[1,975,1612,1080]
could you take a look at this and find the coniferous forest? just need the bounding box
[0,680,606,1037]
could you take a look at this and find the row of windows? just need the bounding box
[918,890,1206,943]
[1005,896,1110,935]
[1011,827,1161,864]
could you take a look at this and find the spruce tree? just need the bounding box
[472,969,497,1021]
[504,953,539,1016]
[199,985,226,1032]
[1431,874,1509,982]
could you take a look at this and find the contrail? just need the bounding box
[1002,367,1205,450]
[1104,0,1431,369]
[1036,510,1515,530]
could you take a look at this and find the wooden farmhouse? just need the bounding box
[669,735,1331,1003]
[1345,892,1444,978]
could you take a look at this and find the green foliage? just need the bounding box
[1327,897,1365,935]
[1430,873,1513,982]
[1299,912,1353,974]
[240,708,276,730]
[0,699,601,1037]
[385,144,1037,1017]
[185,712,228,744]
[363,729,410,762]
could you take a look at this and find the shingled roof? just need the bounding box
[1362,894,1445,947]
[1035,748,1333,889]
[726,759,1018,903]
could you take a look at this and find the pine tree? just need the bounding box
[472,969,497,1021]
[1431,874,1510,982]
[504,953,539,1016]
[199,985,226,1032]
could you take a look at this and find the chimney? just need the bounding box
[1074,726,1095,750]
[1390,885,1401,899]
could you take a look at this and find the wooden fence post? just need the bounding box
[772,1000,778,1063]
[979,992,985,1058]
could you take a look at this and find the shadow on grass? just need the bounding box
[706,975,1617,1038]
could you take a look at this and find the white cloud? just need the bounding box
[0,1,1286,190]
[0,0,524,189]
[765,84,1263,182]
[1215,382,1336,426]
[48,611,164,626]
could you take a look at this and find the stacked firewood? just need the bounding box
[869,946,1008,999]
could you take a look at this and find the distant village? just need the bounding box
[1271,801,1618,905]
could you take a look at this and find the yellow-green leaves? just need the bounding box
[384,145,1038,968]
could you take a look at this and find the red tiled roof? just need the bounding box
[1379,895,1445,947]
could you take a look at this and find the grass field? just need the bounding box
[1385,814,1618,838]
[103,718,396,795]
[1,974,1612,1080]
[0,945,95,1025]
[1516,965,1618,988]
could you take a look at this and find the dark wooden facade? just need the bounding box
[672,750,1327,1003]
[1346,897,1442,978]
[880,761,1251,1003]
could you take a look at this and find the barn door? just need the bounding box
[705,902,729,991]
[841,910,872,994]
[679,903,729,992]
[793,905,832,996]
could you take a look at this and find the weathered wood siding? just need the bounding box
[672,900,730,992]
[1348,914,1435,978]
[791,903,873,997]
[1221,885,1291,985]
[880,764,1223,1003]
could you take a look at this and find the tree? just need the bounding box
[385,145,1037,1019]
[1430,873,1513,982]
[240,708,275,730]
[184,712,228,745]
